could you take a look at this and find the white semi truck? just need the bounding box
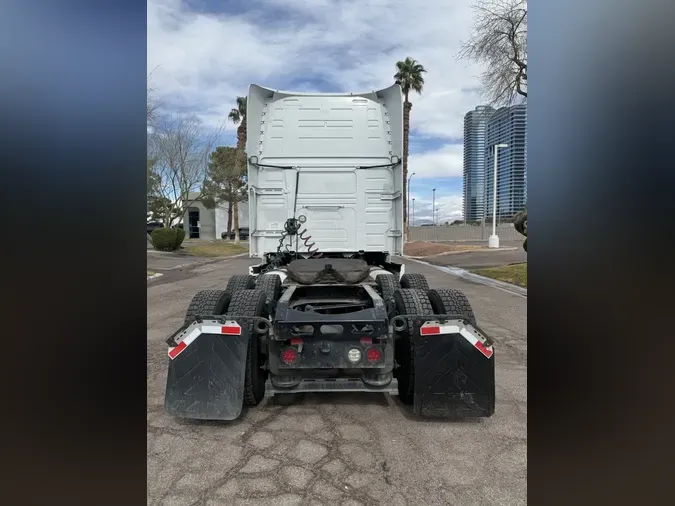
[164,84,496,420]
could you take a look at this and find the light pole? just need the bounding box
[489,143,509,248]
[432,188,436,226]
[412,198,415,227]
[407,172,415,229]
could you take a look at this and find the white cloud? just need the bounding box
[147,0,486,139]
[408,143,463,179]
[409,193,464,224]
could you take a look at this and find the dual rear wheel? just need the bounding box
[182,273,283,407]
[391,273,478,406]
[182,272,479,411]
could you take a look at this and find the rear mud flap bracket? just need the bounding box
[164,317,265,421]
[399,316,496,418]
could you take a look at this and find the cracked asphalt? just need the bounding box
[147,257,527,506]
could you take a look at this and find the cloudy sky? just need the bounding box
[148,0,486,224]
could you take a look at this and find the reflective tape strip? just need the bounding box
[220,321,242,335]
[168,321,242,360]
[202,321,241,335]
[201,325,221,334]
[420,325,442,335]
[167,341,187,360]
[420,323,461,335]
[458,328,494,359]
[420,321,494,359]
[168,326,201,360]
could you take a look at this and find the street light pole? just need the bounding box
[407,172,415,229]
[489,143,508,248]
[412,198,415,227]
[432,188,436,226]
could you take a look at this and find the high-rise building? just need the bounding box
[485,103,527,221]
[462,106,494,222]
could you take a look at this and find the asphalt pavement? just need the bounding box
[147,249,247,285]
[421,246,527,270]
[147,257,527,506]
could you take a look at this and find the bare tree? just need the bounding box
[458,0,527,106]
[147,67,163,124]
[147,113,224,229]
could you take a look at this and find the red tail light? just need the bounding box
[366,347,381,362]
[281,348,298,364]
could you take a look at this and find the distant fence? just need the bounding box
[409,224,524,242]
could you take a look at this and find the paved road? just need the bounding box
[147,258,527,506]
[147,250,246,286]
[147,251,208,270]
[423,247,527,270]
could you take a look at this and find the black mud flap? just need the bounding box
[413,331,495,418]
[164,328,249,421]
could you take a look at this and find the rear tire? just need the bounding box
[375,273,400,303]
[400,273,429,291]
[427,288,477,325]
[425,288,494,418]
[393,288,433,405]
[226,289,269,406]
[256,273,282,303]
[184,290,231,325]
[226,274,256,295]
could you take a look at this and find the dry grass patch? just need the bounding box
[184,241,248,257]
[472,263,527,288]
[404,241,485,257]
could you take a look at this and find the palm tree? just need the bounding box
[394,57,427,238]
[228,96,247,244]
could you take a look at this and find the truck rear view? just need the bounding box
[164,84,496,421]
[246,84,404,259]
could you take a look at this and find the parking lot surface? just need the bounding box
[147,257,526,506]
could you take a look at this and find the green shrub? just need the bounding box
[175,227,186,249]
[151,227,179,251]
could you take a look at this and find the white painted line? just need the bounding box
[402,255,527,299]
[153,257,235,272]
[147,273,164,281]
[168,262,200,270]
[406,246,518,259]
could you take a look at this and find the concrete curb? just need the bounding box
[147,273,164,281]
[401,255,527,298]
[406,246,518,260]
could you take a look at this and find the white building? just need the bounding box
[180,192,250,240]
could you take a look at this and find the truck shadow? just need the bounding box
[271,391,391,407]
[388,396,485,424]
[173,414,250,428]
[266,392,485,424]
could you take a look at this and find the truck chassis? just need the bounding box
[164,249,496,421]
